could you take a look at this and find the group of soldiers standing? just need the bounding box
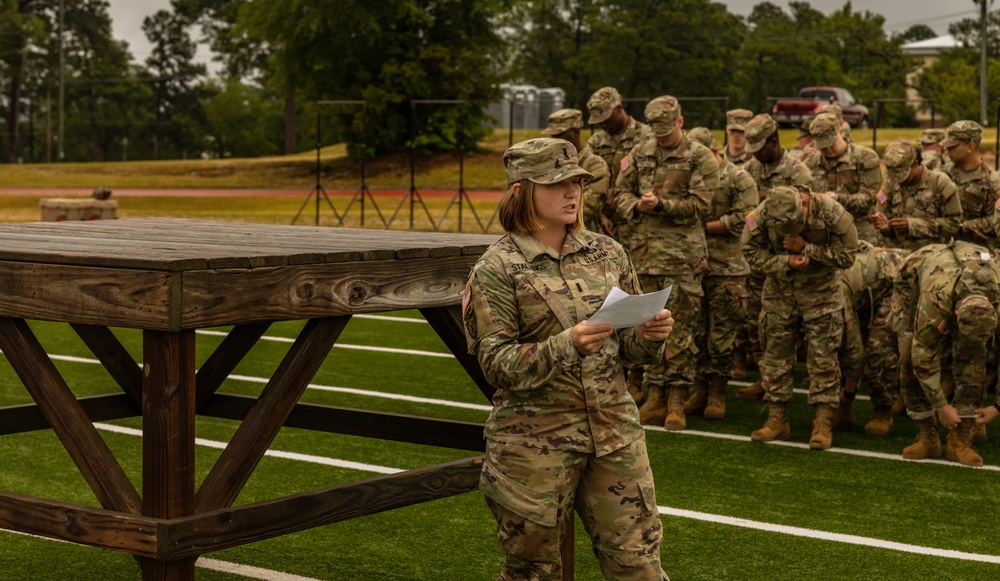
[538,86,1000,466]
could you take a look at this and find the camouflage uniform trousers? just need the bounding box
[736,271,765,365]
[860,301,900,407]
[899,333,988,420]
[481,438,668,581]
[760,308,844,405]
[638,274,702,396]
[695,275,747,381]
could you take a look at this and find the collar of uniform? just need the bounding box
[822,142,852,168]
[657,133,689,157]
[612,116,639,141]
[509,230,588,262]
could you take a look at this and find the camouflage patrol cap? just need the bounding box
[942,120,983,148]
[809,113,840,149]
[503,138,594,185]
[955,294,998,342]
[815,103,843,121]
[798,118,813,137]
[765,186,805,235]
[645,95,681,136]
[587,87,622,124]
[726,109,753,131]
[882,140,917,186]
[919,128,945,146]
[542,108,584,136]
[687,127,718,151]
[744,114,777,154]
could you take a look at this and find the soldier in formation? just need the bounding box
[919,128,946,172]
[742,186,857,449]
[942,121,1000,245]
[724,108,753,167]
[804,113,883,244]
[684,127,758,420]
[615,96,720,431]
[890,242,1000,467]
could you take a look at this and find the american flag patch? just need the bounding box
[620,157,630,172]
[877,190,887,204]
[461,284,472,316]
[747,213,758,231]
[937,319,947,333]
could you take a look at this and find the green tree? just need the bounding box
[203,78,281,158]
[0,0,46,162]
[143,8,207,159]
[917,48,1000,124]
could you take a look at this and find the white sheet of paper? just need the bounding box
[585,286,672,329]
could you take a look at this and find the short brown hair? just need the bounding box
[497,179,584,234]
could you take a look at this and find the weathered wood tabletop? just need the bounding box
[0,219,499,580]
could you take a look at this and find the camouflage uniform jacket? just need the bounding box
[614,133,720,275]
[890,242,1000,408]
[725,147,752,167]
[743,150,812,201]
[922,150,944,172]
[742,193,858,320]
[874,169,961,252]
[950,161,1000,244]
[587,117,653,189]
[841,240,906,316]
[707,157,758,277]
[804,143,883,241]
[579,145,610,232]
[463,229,664,457]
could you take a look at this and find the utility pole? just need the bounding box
[56,0,65,162]
[981,0,990,126]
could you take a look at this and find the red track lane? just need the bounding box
[0,187,504,199]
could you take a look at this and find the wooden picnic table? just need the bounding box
[0,219,500,579]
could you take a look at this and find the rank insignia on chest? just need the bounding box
[620,157,630,172]
[746,213,758,232]
[877,190,887,204]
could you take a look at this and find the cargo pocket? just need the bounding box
[479,443,559,527]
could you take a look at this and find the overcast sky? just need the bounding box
[105,0,979,70]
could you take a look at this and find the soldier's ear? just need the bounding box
[511,182,521,198]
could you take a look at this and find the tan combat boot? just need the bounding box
[946,419,983,467]
[864,405,894,436]
[751,402,791,442]
[664,387,687,431]
[809,404,834,450]
[625,366,645,407]
[638,386,667,426]
[732,353,747,380]
[704,377,728,420]
[972,421,987,444]
[683,379,709,415]
[735,378,765,400]
[902,417,941,460]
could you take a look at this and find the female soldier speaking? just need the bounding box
[463,137,674,580]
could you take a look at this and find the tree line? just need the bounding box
[0,0,994,164]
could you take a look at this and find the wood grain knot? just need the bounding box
[348,283,369,306]
[294,283,315,301]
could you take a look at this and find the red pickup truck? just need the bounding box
[771,87,870,129]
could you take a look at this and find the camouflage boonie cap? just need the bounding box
[587,87,622,124]
[744,114,777,154]
[687,127,718,151]
[503,138,594,185]
[726,108,753,131]
[919,128,945,145]
[809,113,840,149]
[542,108,584,136]
[645,95,681,136]
[882,140,916,185]
[942,120,983,148]
[955,294,998,342]
[815,103,843,121]
[765,186,805,235]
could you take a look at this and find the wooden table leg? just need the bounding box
[141,329,196,580]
